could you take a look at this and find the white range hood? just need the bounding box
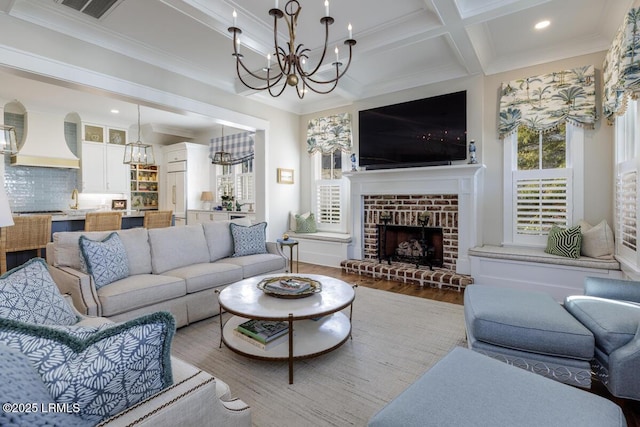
[10,110,80,169]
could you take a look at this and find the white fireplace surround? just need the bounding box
[345,164,485,274]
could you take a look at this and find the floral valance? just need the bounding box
[306,113,352,154]
[603,7,640,123]
[499,65,597,138]
[209,131,254,165]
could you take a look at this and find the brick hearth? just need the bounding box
[340,259,473,291]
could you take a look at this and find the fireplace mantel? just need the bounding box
[345,164,485,274]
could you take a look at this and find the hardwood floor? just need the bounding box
[297,262,640,427]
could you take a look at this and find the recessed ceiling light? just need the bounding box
[110,109,119,114]
[535,20,550,30]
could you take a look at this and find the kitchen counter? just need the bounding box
[49,210,146,221]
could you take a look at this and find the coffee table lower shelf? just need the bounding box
[221,313,351,382]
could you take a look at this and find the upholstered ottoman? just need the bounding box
[464,285,595,387]
[367,347,626,427]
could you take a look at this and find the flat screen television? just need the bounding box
[358,91,467,169]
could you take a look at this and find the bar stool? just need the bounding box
[84,211,122,232]
[0,215,52,274]
[143,210,173,229]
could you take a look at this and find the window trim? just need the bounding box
[310,150,349,233]
[503,124,584,247]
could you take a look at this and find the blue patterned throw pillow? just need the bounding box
[230,222,268,257]
[545,225,582,258]
[0,312,175,424]
[0,258,78,326]
[0,343,91,427]
[79,232,129,289]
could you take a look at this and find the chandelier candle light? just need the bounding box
[229,0,356,98]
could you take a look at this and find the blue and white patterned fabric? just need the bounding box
[230,222,268,257]
[0,258,78,326]
[79,232,130,289]
[0,343,91,427]
[0,312,175,424]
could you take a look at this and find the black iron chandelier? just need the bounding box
[228,0,356,99]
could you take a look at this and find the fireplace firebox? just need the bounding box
[377,224,444,269]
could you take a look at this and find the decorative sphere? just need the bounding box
[286,74,298,86]
[283,233,290,240]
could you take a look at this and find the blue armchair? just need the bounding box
[565,277,640,400]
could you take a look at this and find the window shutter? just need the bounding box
[514,173,570,236]
[617,169,637,252]
[235,172,254,202]
[316,183,341,224]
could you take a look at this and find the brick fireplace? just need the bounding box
[342,164,484,290]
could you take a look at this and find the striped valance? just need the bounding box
[499,65,597,139]
[209,131,254,165]
[603,7,640,123]
[307,113,352,154]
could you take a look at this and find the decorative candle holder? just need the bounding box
[468,140,478,164]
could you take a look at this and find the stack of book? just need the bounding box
[234,319,289,350]
[264,278,311,295]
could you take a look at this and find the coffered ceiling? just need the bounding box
[0,0,633,123]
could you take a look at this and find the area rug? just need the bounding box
[172,286,466,426]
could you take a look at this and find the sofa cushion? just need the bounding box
[52,228,152,275]
[163,262,243,293]
[0,258,78,326]
[203,221,234,262]
[0,343,91,427]
[80,232,130,289]
[295,213,317,233]
[222,253,286,278]
[96,274,187,317]
[565,296,640,354]
[579,219,615,259]
[545,225,582,258]
[0,312,175,424]
[230,222,267,257]
[148,225,210,274]
[464,285,594,360]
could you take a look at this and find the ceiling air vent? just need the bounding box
[57,0,121,19]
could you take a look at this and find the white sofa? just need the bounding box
[46,221,287,327]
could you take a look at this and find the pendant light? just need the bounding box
[212,125,232,165]
[123,105,155,166]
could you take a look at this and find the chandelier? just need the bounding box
[228,0,356,99]
[123,105,155,166]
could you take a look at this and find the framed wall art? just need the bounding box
[277,168,294,184]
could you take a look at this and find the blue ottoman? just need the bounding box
[368,347,626,427]
[464,285,595,387]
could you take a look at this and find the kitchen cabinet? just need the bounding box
[162,143,210,224]
[130,164,159,210]
[80,124,128,193]
[81,142,128,193]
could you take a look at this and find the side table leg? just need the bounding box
[215,289,224,348]
[288,313,294,384]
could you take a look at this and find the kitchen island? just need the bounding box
[5,210,149,271]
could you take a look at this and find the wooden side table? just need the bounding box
[277,238,299,273]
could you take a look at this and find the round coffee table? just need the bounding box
[217,274,356,384]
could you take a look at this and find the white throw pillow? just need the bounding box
[578,219,615,259]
